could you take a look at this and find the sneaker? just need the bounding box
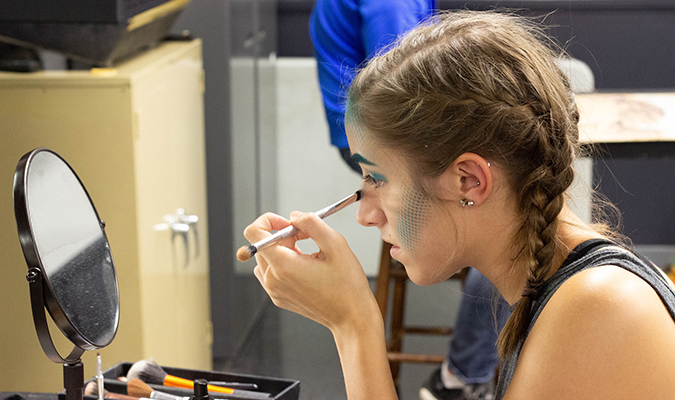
[419,369,494,400]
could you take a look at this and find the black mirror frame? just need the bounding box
[13,148,120,400]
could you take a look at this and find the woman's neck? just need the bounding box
[475,207,604,305]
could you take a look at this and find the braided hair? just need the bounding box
[346,10,580,357]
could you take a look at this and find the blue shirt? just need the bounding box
[310,0,436,148]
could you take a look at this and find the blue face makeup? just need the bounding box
[348,122,429,251]
[351,153,375,166]
[362,172,387,189]
[395,186,431,252]
[368,172,388,183]
[353,153,388,188]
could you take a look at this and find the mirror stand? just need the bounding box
[62,362,84,400]
[26,267,85,400]
[14,148,119,398]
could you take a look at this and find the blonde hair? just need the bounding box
[346,10,581,357]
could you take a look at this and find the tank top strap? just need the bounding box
[557,238,617,272]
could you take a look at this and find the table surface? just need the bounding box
[576,92,675,158]
[577,92,675,143]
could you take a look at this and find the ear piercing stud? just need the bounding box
[462,179,481,186]
[460,198,474,207]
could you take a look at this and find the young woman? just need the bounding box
[244,11,675,399]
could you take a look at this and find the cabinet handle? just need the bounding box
[153,209,199,269]
[176,208,200,259]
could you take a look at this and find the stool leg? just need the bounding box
[389,268,407,387]
[375,241,393,318]
[375,241,402,385]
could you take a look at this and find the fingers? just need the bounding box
[254,263,281,307]
[242,211,345,269]
[243,212,292,243]
[290,212,346,255]
[289,211,310,241]
[253,264,263,283]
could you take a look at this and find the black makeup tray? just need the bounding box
[86,362,300,400]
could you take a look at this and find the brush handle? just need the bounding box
[248,190,361,257]
[97,354,105,400]
[165,375,235,394]
[164,376,270,399]
[164,375,228,393]
[146,384,270,400]
[150,390,186,400]
[208,382,258,390]
[313,190,361,219]
[248,224,297,257]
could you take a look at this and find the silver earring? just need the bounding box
[460,198,474,207]
[476,180,480,186]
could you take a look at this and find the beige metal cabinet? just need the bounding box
[0,40,212,392]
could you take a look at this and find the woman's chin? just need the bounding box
[403,264,446,286]
[391,246,460,285]
[402,261,464,286]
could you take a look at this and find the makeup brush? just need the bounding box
[209,382,258,391]
[127,360,271,399]
[236,190,362,262]
[97,353,105,400]
[84,381,140,400]
[129,379,257,398]
[127,379,188,400]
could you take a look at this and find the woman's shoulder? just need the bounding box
[553,263,665,309]
[505,265,675,399]
[533,264,674,352]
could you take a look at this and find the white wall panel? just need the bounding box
[276,58,382,276]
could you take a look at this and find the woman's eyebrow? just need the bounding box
[351,153,376,166]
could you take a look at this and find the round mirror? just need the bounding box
[14,148,120,351]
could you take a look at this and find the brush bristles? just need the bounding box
[85,381,137,400]
[127,378,153,398]
[236,245,253,262]
[84,381,101,396]
[127,359,167,385]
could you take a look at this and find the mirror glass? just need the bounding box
[19,149,119,349]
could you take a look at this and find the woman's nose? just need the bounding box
[356,191,385,227]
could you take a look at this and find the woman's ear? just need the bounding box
[436,153,492,206]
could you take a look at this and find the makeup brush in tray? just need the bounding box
[85,360,299,400]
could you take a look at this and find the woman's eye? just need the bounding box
[363,174,385,188]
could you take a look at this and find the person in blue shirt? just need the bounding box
[310,0,435,173]
[309,2,510,399]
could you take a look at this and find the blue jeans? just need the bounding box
[446,268,511,385]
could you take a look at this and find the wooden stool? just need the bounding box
[374,241,468,387]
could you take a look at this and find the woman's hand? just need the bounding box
[244,211,397,399]
[243,211,380,333]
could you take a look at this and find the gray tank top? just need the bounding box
[495,239,675,399]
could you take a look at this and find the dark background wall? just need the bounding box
[277,0,675,89]
[276,0,675,247]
